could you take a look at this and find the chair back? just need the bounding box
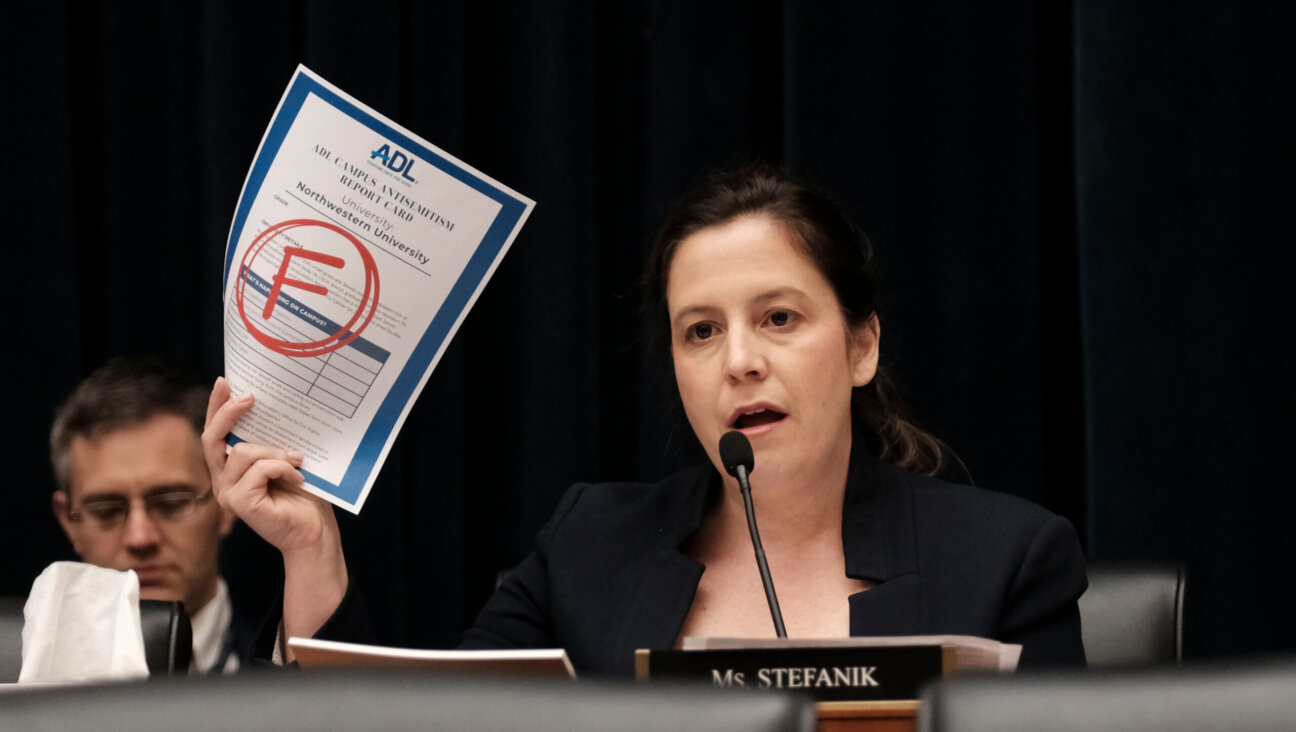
[1079,561,1184,666]
[918,659,1296,732]
[138,600,192,675]
[0,597,26,682]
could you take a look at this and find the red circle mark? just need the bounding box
[235,219,381,358]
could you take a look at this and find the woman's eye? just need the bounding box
[689,323,714,340]
[768,310,794,327]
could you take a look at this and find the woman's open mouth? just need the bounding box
[731,407,787,430]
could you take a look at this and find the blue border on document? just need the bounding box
[225,72,528,507]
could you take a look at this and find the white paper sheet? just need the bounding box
[683,634,1021,672]
[222,66,533,512]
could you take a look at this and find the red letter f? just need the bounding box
[263,247,346,319]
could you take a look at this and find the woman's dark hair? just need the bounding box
[643,163,946,476]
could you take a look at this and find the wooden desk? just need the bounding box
[818,700,918,732]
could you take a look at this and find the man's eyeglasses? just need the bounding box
[67,489,215,531]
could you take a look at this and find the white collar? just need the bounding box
[188,578,238,673]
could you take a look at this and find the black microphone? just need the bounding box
[718,431,787,638]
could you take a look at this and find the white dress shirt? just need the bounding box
[188,578,239,673]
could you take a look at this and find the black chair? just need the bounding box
[0,669,818,732]
[1078,561,1185,666]
[0,597,191,681]
[918,659,1296,732]
[137,600,193,675]
[0,596,25,682]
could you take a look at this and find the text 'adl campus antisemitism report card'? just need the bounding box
[222,65,534,513]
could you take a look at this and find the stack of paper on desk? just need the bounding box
[681,635,1021,672]
[288,638,575,679]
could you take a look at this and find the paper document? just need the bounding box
[222,66,533,512]
[682,635,1021,672]
[288,638,576,678]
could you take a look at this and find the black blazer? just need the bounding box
[316,446,1087,676]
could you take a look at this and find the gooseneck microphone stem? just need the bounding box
[719,430,788,638]
[734,463,788,639]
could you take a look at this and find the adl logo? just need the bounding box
[370,143,417,182]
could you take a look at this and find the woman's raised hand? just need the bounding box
[202,377,348,642]
[201,377,337,553]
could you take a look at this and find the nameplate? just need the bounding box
[635,645,950,702]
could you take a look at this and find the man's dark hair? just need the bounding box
[50,357,208,492]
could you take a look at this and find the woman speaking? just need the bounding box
[203,165,1086,675]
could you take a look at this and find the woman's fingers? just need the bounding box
[202,377,255,472]
[198,376,330,554]
[201,378,231,473]
[225,457,305,508]
[204,376,230,427]
[223,441,304,481]
[202,377,306,505]
[223,458,318,551]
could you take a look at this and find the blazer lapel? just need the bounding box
[607,467,715,672]
[612,548,704,670]
[606,448,928,662]
[842,447,925,636]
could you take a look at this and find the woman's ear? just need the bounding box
[849,314,881,387]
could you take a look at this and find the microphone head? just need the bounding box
[718,431,755,477]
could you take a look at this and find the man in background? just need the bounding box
[50,357,248,672]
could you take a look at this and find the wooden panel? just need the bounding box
[818,701,918,732]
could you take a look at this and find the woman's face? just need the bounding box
[666,215,879,488]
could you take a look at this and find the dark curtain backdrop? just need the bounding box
[4,1,1291,659]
